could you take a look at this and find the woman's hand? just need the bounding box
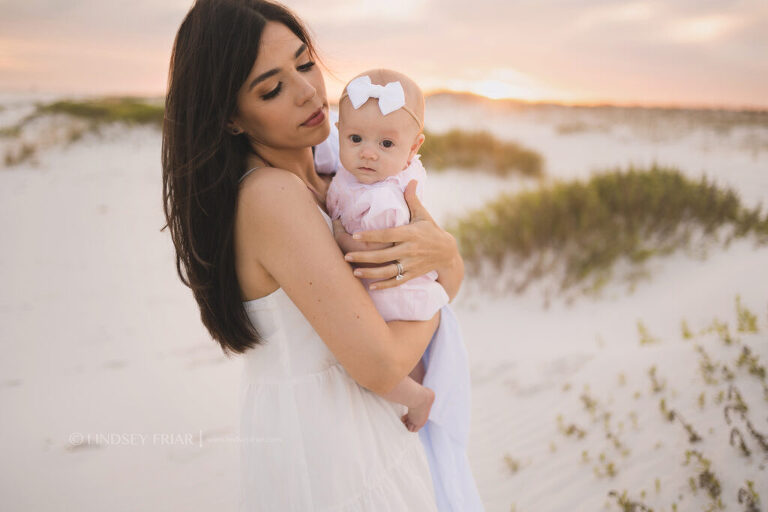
[342,180,464,300]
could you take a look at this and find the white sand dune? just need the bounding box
[461,239,768,511]
[1,96,766,510]
[426,95,768,211]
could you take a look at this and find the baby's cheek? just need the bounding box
[385,155,408,176]
[338,147,355,169]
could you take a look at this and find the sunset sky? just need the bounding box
[1,0,766,108]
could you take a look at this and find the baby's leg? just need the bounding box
[380,375,434,433]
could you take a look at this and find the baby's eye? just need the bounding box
[349,134,362,143]
[381,139,394,148]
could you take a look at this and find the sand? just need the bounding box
[1,95,766,511]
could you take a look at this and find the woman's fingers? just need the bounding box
[356,262,425,290]
[345,244,405,264]
[403,179,435,224]
[351,260,425,289]
[368,273,415,290]
[354,262,400,280]
[352,224,413,244]
[343,183,452,291]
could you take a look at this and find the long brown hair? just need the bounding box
[161,0,319,355]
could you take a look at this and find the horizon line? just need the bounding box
[1,87,766,113]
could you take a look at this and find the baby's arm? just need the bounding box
[331,190,399,267]
[333,186,407,257]
[332,218,392,254]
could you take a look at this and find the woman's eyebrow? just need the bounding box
[248,43,308,91]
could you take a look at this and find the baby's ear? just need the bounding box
[409,132,425,158]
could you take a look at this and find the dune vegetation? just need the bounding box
[1,97,164,167]
[420,128,544,178]
[563,297,766,511]
[2,97,546,180]
[37,97,164,126]
[449,165,768,297]
[0,97,164,135]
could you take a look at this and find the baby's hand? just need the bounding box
[332,218,348,249]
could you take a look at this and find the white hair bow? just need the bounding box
[342,75,422,129]
[345,75,406,115]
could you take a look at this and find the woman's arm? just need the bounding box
[236,168,438,395]
[340,180,465,301]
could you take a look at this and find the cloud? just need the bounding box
[0,0,188,40]
[574,1,657,30]
[0,0,766,105]
[665,14,745,43]
[298,0,768,107]
[289,0,429,24]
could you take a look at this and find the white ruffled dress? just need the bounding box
[238,206,439,511]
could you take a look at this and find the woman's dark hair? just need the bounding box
[162,0,319,355]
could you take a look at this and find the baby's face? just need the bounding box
[337,99,420,185]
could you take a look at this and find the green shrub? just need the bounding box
[449,165,768,295]
[37,97,164,126]
[420,128,544,178]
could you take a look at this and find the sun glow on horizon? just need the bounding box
[326,68,593,107]
[466,79,534,100]
[416,68,578,104]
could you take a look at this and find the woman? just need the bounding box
[162,0,464,509]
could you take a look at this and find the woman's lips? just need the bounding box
[301,107,325,127]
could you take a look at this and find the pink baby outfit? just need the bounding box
[326,154,450,321]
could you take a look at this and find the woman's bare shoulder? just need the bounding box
[237,167,314,219]
[233,165,329,297]
[238,166,305,199]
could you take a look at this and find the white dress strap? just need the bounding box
[239,166,263,184]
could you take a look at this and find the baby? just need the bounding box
[327,69,449,432]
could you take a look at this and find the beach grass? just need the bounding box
[4,143,37,167]
[555,297,767,511]
[36,97,164,126]
[1,97,165,167]
[0,97,163,140]
[420,128,544,178]
[449,165,768,295]
[0,124,22,138]
[2,97,545,179]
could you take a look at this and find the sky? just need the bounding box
[0,0,766,108]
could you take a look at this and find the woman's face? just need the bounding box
[230,21,329,152]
